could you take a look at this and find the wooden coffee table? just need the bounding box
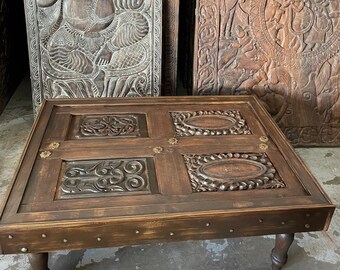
[0,96,334,270]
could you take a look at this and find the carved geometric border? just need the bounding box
[184,152,285,192]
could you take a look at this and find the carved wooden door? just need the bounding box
[23,0,164,112]
[193,0,340,146]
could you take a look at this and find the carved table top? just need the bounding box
[0,96,334,254]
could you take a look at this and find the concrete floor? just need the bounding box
[0,78,339,270]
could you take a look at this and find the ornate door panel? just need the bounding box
[193,0,340,146]
[23,0,162,112]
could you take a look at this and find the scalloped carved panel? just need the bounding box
[193,0,340,146]
[170,110,252,136]
[184,153,285,192]
[24,0,162,112]
[57,158,157,199]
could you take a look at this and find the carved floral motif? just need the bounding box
[194,0,340,145]
[184,152,285,192]
[170,110,251,136]
[78,115,140,138]
[60,158,153,198]
[24,0,162,112]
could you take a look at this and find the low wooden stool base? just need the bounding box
[0,97,334,269]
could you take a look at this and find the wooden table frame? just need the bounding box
[0,96,334,270]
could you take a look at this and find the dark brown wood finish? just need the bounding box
[193,0,340,146]
[0,96,334,270]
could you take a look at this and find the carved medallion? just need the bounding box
[78,115,140,138]
[184,153,285,192]
[193,0,340,146]
[170,110,251,136]
[58,158,156,198]
[24,0,162,112]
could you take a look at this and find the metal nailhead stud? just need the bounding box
[8,235,13,239]
[41,234,47,238]
[135,230,140,234]
[63,239,68,243]
[97,237,102,242]
[305,224,311,229]
[21,248,28,253]
[229,229,234,233]
[170,232,174,236]
[258,219,263,223]
[281,221,286,225]
[206,223,211,227]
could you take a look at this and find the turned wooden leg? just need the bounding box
[271,233,294,270]
[28,253,49,270]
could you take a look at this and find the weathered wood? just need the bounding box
[0,96,334,269]
[271,234,295,270]
[193,0,340,146]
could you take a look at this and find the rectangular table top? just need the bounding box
[0,96,334,254]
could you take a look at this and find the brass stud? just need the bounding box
[206,223,211,227]
[41,234,47,238]
[168,138,178,145]
[153,146,163,154]
[259,143,268,151]
[305,224,311,229]
[40,151,52,159]
[8,235,13,239]
[21,248,28,253]
[48,142,60,150]
[63,239,68,243]
[259,136,269,143]
[135,230,140,234]
[229,229,234,233]
[97,237,102,242]
[170,232,174,236]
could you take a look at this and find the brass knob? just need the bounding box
[168,138,178,145]
[259,143,268,151]
[153,147,163,154]
[48,142,60,149]
[40,151,52,159]
[259,136,269,142]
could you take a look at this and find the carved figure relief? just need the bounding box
[194,0,340,146]
[184,152,285,192]
[59,158,155,198]
[24,0,162,112]
[170,110,252,136]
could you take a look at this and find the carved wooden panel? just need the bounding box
[162,0,180,95]
[184,152,285,192]
[57,158,156,199]
[193,0,340,146]
[170,110,252,136]
[23,0,162,112]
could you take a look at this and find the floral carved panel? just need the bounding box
[24,0,162,112]
[193,0,340,146]
[57,158,157,199]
